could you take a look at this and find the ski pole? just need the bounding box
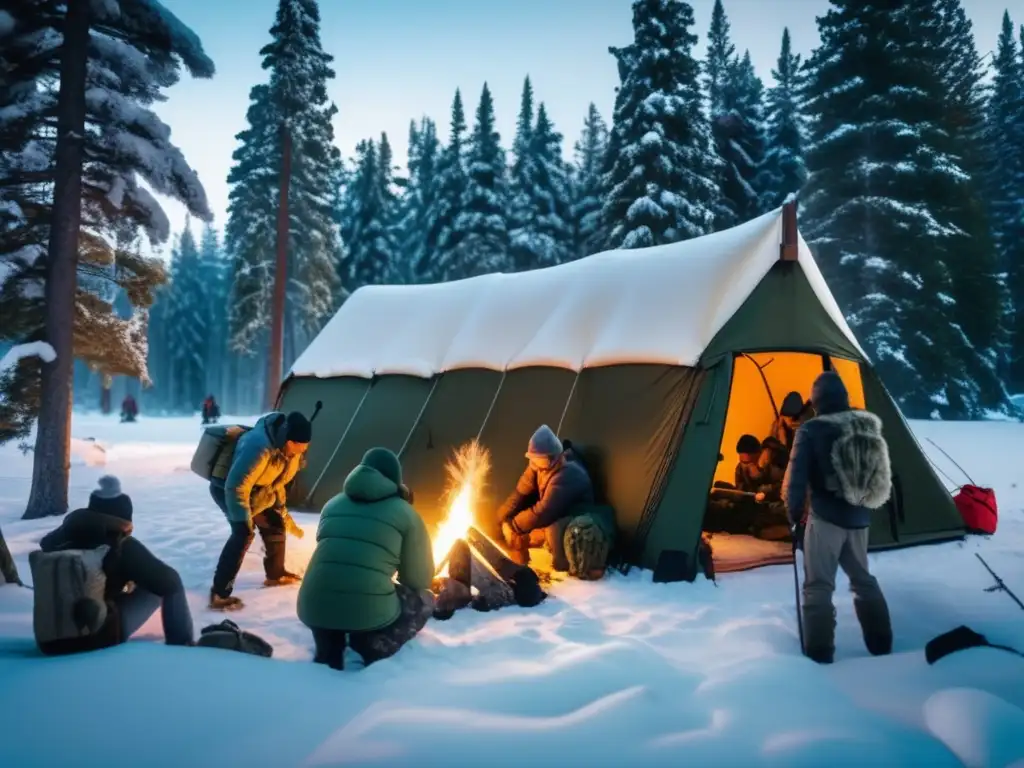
[976,553,1024,611]
[792,536,805,652]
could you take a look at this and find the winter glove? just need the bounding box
[501,521,528,551]
[280,508,305,539]
[511,511,534,536]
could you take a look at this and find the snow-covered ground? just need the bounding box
[1,413,1023,767]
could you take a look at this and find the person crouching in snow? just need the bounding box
[208,410,310,611]
[297,448,435,670]
[36,476,194,654]
[497,425,594,569]
[782,371,894,664]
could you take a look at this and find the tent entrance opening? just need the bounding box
[703,351,865,573]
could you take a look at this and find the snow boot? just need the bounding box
[264,571,302,587]
[208,591,244,611]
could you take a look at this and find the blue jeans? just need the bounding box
[118,587,194,646]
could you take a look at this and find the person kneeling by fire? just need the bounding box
[497,425,597,572]
[297,448,435,671]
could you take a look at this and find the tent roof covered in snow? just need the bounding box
[290,209,865,379]
[279,202,964,579]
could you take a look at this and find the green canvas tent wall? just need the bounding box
[277,203,965,580]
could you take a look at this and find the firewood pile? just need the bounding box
[431,525,547,620]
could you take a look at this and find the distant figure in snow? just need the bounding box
[497,425,594,569]
[207,410,311,611]
[201,395,221,425]
[32,476,194,655]
[298,447,435,670]
[783,371,894,664]
[120,394,138,423]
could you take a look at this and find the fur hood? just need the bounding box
[812,409,892,510]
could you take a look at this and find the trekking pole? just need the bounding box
[976,553,1024,611]
[792,535,805,652]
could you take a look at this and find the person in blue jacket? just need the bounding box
[497,425,594,569]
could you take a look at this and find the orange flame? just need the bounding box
[433,439,491,572]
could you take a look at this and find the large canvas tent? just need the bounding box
[277,203,964,579]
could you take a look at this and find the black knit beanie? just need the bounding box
[780,391,805,418]
[88,475,133,522]
[736,434,762,455]
[285,411,312,444]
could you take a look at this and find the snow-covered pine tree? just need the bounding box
[451,83,510,276]
[759,28,807,210]
[198,223,230,401]
[602,0,719,249]
[704,2,767,227]
[928,0,1003,376]
[165,221,207,412]
[420,89,468,282]
[514,103,574,269]
[507,76,537,271]
[396,118,440,284]
[0,0,212,445]
[802,0,1013,419]
[985,12,1024,394]
[341,136,398,289]
[226,0,342,356]
[570,103,609,259]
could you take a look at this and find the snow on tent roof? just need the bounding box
[290,207,864,379]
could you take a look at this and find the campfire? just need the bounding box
[430,440,546,618]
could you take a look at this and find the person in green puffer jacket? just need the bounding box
[297,447,435,670]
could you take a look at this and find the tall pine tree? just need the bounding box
[340,136,398,289]
[165,221,206,412]
[602,0,719,248]
[802,0,1012,418]
[705,2,766,227]
[570,103,609,259]
[0,0,212,443]
[421,89,468,282]
[451,83,510,276]
[507,76,536,270]
[226,0,341,355]
[985,12,1024,393]
[398,117,440,284]
[760,28,807,210]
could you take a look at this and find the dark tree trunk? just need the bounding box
[0,524,21,585]
[266,124,292,412]
[100,379,111,414]
[23,0,91,520]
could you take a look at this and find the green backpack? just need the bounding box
[564,506,616,580]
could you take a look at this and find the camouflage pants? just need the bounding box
[311,584,434,670]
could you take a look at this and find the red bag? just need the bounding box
[953,485,998,535]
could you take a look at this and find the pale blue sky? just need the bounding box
[154,0,1020,255]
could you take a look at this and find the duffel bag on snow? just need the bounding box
[197,619,273,657]
[190,424,251,481]
[954,484,997,535]
[29,546,110,647]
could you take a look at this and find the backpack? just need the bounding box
[953,485,997,535]
[191,425,251,481]
[827,412,892,509]
[28,546,110,647]
[564,508,616,580]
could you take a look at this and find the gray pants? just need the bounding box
[801,515,892,663]
[118,587,194,646]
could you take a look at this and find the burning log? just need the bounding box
[466,526,546,608]
[433,534,516,620]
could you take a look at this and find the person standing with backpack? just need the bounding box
[207,410,311,611]
[782,371,894,665]
[30,476,194,655]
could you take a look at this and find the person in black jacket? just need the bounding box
[782,372,893,664]
[37,476,194,655]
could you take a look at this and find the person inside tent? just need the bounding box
[297,448,435,671]
[769,391,814,457]
[706,434,787,537]
[207,410,311,611]
[783,371,893,664]
[497,425,595,569]
[33,476,194,654]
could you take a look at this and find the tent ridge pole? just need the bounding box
[302,373,375,507]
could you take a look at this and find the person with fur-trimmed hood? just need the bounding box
[36,476,194,654]
[782,371,894,664]
[208,410,311,611]
[497,425,594,569]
